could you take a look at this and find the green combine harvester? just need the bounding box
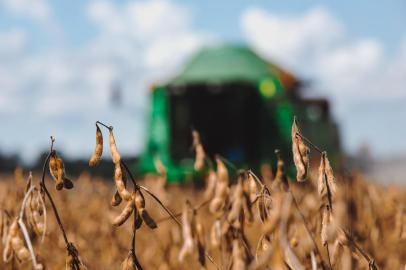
[138,45,340,182]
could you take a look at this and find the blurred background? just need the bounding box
[0,0,405,184]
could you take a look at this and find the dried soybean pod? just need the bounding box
[49,153,63,190]
[114,163,132,201]
[178,202,194,262]
[140,209,157,229]
[111,167,128,206]
[113,194,135,227]
[56,157,74,190]
[291,117,310,182]
[109,128,121,164]
[318,152,335,211]
[209,157,229,214]
[192,130,205,171]
[135,191,157,229]
[323,152,337,196]
[8,219,30,262]
[89,124,103,167]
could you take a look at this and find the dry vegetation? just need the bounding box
[0,120,405,270]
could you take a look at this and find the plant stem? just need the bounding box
[40,137,81,270]
[296,133,323,154]
[288,187,329,270]
[96,120,112,130]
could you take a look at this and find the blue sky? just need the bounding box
[0,0,406,163]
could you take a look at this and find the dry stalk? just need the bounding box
[40,137,85,270]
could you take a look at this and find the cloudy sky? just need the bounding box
[1,0,406,163]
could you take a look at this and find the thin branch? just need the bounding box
[40,151,68,245]
[288,186,329,270]
[341,228,378,269]
[96,120,112,130]
[295,133,323,154]
[139,185,221,270]
[217,155,238,172]
[41,137,81,270]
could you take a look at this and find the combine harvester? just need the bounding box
[139,45,341,182]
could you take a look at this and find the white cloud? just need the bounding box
[0,29,26,56]
[1,0,51,21]
[241,6,406,156]
[0,0,210,162]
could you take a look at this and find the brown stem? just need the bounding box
[40,137,81,270]
[131,213,143,270]
[96,120,112,130]
[325,244,333,270]
[341,228,378,269]
[288,187,330,270]
[40,139,69,245]
[296,133,323,154]
[156,199,211,224]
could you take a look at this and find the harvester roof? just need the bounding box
[168,44,297,90]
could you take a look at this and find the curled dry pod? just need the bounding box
[318,152,335,211]
[323,152,337,195]
[291,117,310,182]
[89,124,103,167]
[113,193,135,227]
[135,191,157,229]
[192,130,205,171]
[49,153,63,190]
[114,163,132,201]
[109,128,121,164]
